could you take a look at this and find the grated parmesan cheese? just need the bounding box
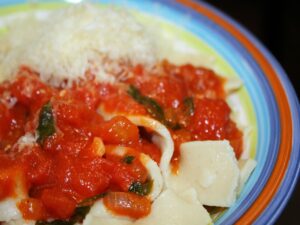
[15,133,36,148]
[0,3,157,87]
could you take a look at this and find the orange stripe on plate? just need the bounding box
[176,0,293,224]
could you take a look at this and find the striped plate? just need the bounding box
[0,0,299,224]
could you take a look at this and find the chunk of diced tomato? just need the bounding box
[23,146,53,186]
[103,192,151,219]
[105,147,148,191]
[69,157,112,198]
[40,188,76,219]
[18,198,48,220]
[99,116,139,145]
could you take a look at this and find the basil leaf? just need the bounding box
[128,180,153,196]
[37,102,55,145]
[123,155,135,164]
[127,85,165,122]
[183,97,195,116]
[127,85,182,130]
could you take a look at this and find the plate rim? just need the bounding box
[0,0,299,224]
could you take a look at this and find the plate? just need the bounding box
[0,0,299,224]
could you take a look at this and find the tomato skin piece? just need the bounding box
[18,198,48,220]
[103,192,151,219]
[99,116,140,145]
[40,188,76,219]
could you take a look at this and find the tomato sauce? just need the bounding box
[0,61,243,221]
[125,61,243,172]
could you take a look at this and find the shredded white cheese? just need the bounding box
[0,3,157,87]
[14,133,36,152]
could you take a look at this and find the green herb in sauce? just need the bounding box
[183,97,195,116]
[128,180,153,196]
[123,155,135,164]
[127,85,181,130]
[37,102,55,145]
[127,85,165,122]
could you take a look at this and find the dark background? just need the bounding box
[201,0,299,224]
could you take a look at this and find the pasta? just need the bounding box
[98,112,175,179]
[166,141,240,207]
